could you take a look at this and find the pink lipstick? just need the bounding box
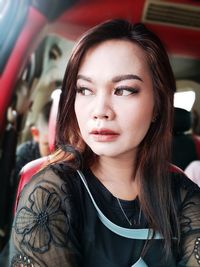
[90,129,119,142]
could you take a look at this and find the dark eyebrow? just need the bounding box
[77,74,143,83]
[112,74,143,83]
[77,74,92,82]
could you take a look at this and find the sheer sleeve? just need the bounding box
[9,167,81,267]
[177,178,200,267]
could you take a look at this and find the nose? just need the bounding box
[92,94,115,120]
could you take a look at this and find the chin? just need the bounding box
[90,147,123,158]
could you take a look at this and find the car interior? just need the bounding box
[0,0,200,261]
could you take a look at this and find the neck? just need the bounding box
[91,156,139,200]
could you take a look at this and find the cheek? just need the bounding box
[74,97,85,118]
[122,100,154,134]
[75,96,91,118]
[74,100,88,135]
[74,100,81,124]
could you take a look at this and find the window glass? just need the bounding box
[174,90,196,111]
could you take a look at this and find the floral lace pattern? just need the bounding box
[11,253,35,266]
[14,185,69,253]
[61,183,73,214]
[194,237,200,265]
[9,167,200,266]
[178,174,200,265]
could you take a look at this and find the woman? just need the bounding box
[10,19,200,267]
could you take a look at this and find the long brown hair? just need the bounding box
[53,19,178,256]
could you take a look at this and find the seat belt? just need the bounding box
[77,170,162,240]
[77,170,165,266]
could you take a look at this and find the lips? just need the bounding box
[90,128,119,142]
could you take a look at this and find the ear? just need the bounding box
[31,126,39,142]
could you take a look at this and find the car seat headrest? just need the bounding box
[173,107,191,134]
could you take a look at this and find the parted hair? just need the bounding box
[53,19,178,256]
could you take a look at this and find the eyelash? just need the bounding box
[76,87,93,95]
[76,86,139,96]
[114,87,139,96]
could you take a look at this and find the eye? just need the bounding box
[114,87,139,96]
[76,87,93,96]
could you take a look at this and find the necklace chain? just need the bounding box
[116,197,142,227]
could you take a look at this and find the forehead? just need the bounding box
[78,39,150,80]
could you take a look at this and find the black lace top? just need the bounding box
[9,164,200,267]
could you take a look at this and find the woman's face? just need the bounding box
[75,39,154,160]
